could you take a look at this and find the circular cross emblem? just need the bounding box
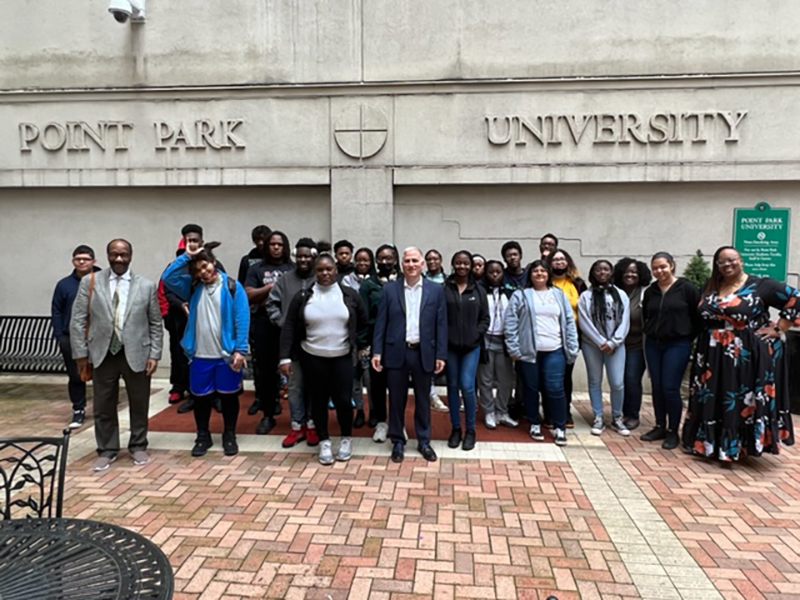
[757,231,766,241]
[334,105,388,159]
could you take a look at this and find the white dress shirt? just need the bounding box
[109,270,132,335]
[404,278,423,344]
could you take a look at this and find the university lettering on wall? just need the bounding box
[485,110,748,146]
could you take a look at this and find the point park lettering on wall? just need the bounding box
[486,110,747,146]
[18,119,246,153]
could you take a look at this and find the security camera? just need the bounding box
[108,0,145,23]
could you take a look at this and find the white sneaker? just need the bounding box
[337,438,352,461]
[553,428,567,446]
[591,416,605,436]
[497,414,519,428]
[319,440,334,465]
[431,395,449,412]
[372,422,388,443]
[485,413,497,430]
[612,417,631,437]
[459,402,465,412]
[530,424,545,441]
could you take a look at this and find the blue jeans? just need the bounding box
[517,350,567,430]
[645,337,691,432]
[582,342,626,419]
[446,346,481,431]
[623,347,646,421]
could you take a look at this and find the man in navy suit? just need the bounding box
[372,247,447,463]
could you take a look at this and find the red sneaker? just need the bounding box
[168,392,184,404]
[306,427,320,447]
[282,426,307,448]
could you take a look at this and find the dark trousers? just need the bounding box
[92,349,151,457]
[645,337,691,432]
[164,313,189,394]
[518,350,567,430]
[623,346,646,420]
[57,336,86,411]
[301,351,354,441]
[252,316,280,416]
[387,346,432,446]
[194,392,240,434]
[370,363,388,423]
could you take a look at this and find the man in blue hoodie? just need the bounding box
[51,245,99,429]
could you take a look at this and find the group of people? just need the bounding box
[52,227,799,471]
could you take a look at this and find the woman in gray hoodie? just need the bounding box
[504,260,579,446]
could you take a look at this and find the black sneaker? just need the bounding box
[662,431,680,450]
[212,397,222,413]
[68,410,85,430]
[640,426,667,442]
[462,429,476,451]
[273,402,283,416]
[191,432,213,457]
[448,428,462,449]
[177,398,195,414]
[247,399,260,416]
[353,410,366,429]
[222,431,238,456]
[255,416,276,435]
[368,414,378,429]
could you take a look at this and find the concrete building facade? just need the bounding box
[2,0,799,317]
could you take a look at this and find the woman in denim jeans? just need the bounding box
[578,260,631,437]
[444,250,489,451]
[641,252,701,450]
[504,260,579,446]
[613,258,652,432]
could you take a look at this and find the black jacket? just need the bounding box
[238,248,262,285]
[51,267,101,339]
[444,278,490,352]
[279,283,368,365]
[643,277,702,341]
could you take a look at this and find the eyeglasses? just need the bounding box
[716,258,741,267]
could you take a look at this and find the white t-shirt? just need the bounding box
[301,284,350,357]
[533,288,562,352]
[195,278,224,359]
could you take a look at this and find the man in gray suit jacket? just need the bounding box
[70,239,163,471]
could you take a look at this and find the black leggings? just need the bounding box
[193,392,240,434]
[301,351,354,441]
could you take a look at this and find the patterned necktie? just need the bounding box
[109,280,123,355]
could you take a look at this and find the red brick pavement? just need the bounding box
[601,405,800,600]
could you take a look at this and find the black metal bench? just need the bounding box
[0,316,66,374]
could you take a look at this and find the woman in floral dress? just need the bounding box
[683,246,800,461]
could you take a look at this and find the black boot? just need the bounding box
[448,428,462,449]
[640,426,667,442]
[662,430,680,450]
[222,431,239,456]
[353,409,366,429]
[191,432,213,457]
[462,429,476,451]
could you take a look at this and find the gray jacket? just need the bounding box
[503,287,580,364]
[267,269,316,328]
[69,269,163,372]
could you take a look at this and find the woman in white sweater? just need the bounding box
[280,254,368,465]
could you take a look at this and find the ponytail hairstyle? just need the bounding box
[705,245,740,294]
[588,259,624,332]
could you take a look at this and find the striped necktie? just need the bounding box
[109,281,123,355]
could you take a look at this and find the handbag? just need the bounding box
[78,272,96,382]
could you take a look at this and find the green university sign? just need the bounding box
[733,202,791,280]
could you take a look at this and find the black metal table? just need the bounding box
[0,518,173,599]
